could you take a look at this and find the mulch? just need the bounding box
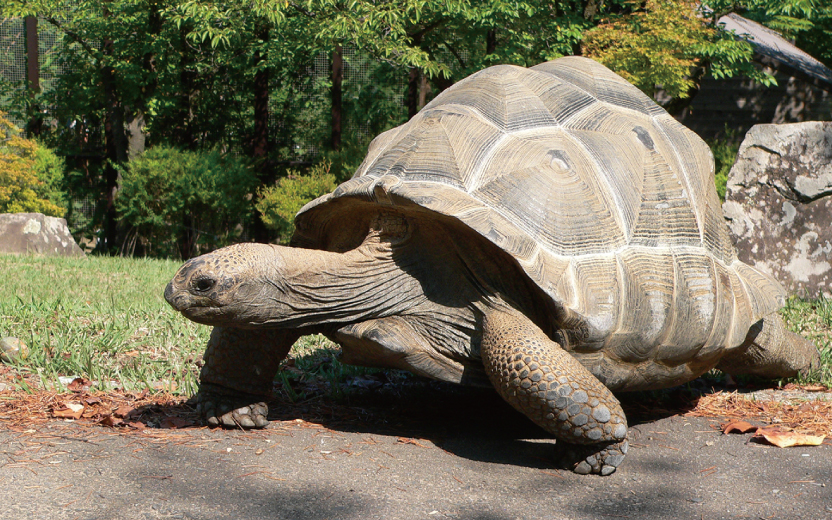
[1,367,830,441]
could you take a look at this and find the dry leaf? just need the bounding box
[753,427,825,448]
[100,415,123,427]
[53,402,84,420]
[721,421,758,434]
[114,405,135,418]
[126,421,146,430]
[160,416,193,429]
[803,384,827,392]
[397,437,429,448]
[67,378,92,393]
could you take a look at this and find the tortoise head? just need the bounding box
[165,243,288,327]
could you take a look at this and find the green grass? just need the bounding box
[0,253,207,394]
[780,296,832,387]
[0,254,830,398]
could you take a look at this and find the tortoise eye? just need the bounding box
[193,277,216,293]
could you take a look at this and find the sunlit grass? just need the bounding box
[0,253,207,394]
[780,295,832,387]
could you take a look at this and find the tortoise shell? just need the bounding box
[293,57,785,390]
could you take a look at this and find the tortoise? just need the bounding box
[165,57,820,475]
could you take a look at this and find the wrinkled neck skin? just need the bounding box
[252,236,427,330]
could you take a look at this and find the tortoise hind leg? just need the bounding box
[481,310,628,475]
[717,313,821,379]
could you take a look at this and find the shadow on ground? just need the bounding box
[123,366,735,471]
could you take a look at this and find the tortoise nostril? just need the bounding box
[193,277,216,293]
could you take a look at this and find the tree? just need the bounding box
[583,0,832,114]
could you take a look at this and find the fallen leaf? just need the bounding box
[126,421,146,430]
[67,378,92,393]
[114,405,135,418]
[803,384,827,392]
[53,402,84,420]
[397,437,429,448]
[160,416,193,429]
[753,427,826,448]
[721,421,758,434]
[100,415,124,427]
[84,397,102,406]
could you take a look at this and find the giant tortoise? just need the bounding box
[165,57,820,475]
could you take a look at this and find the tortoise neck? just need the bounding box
[261,238,427,330]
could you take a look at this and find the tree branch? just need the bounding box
[43,16,99,61]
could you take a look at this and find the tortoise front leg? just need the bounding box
[481,310,628,475]
[196,327,300,429]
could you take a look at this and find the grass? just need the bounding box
[780,295,832,386]
[0,254,207,394]
[0,254,830,399]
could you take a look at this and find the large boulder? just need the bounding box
[0,213,85,257]
[723,122,832,298]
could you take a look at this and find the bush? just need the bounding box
[0,113,67,217]
[116,146,257,259]
[709,128,741,202]
[256,162,338,244]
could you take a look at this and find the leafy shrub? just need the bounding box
[256,162,338,244]
[116,146,257,258]
[709,129,741,202]
[0,113,67,217]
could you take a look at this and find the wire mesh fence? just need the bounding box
[0,18,27,129]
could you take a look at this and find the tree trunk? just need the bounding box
[25,16,41,137]
[331,45,343,151]
[127,4,161,160]
[178,28,196,150]
[407,67,420,120]
[251,23,273,244]
[486,28,497,55]
[101,37,129,254]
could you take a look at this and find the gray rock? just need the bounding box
[723,122,832,298]
[0,337,28,363]
[0,212,85,257]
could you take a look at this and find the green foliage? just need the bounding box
[256,161,337,243]
[116,146,257,258]
[708,129,741,201]
[31,139,69,212]
[0,113,66,217]
[583,0,776,100]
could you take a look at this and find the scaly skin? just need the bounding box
[196,327,299,429]
[481,310,628,475]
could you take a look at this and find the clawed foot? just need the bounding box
[556,439,629,476]
[195,384,270,429]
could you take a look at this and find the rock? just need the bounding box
[0,337,28,363]
[0,213,85,257]
[723,122,832,298]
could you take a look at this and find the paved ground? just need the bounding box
[1,383,830,520]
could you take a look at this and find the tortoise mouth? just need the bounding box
[164,281,222,315]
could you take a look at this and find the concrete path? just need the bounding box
[1,383,830,520]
